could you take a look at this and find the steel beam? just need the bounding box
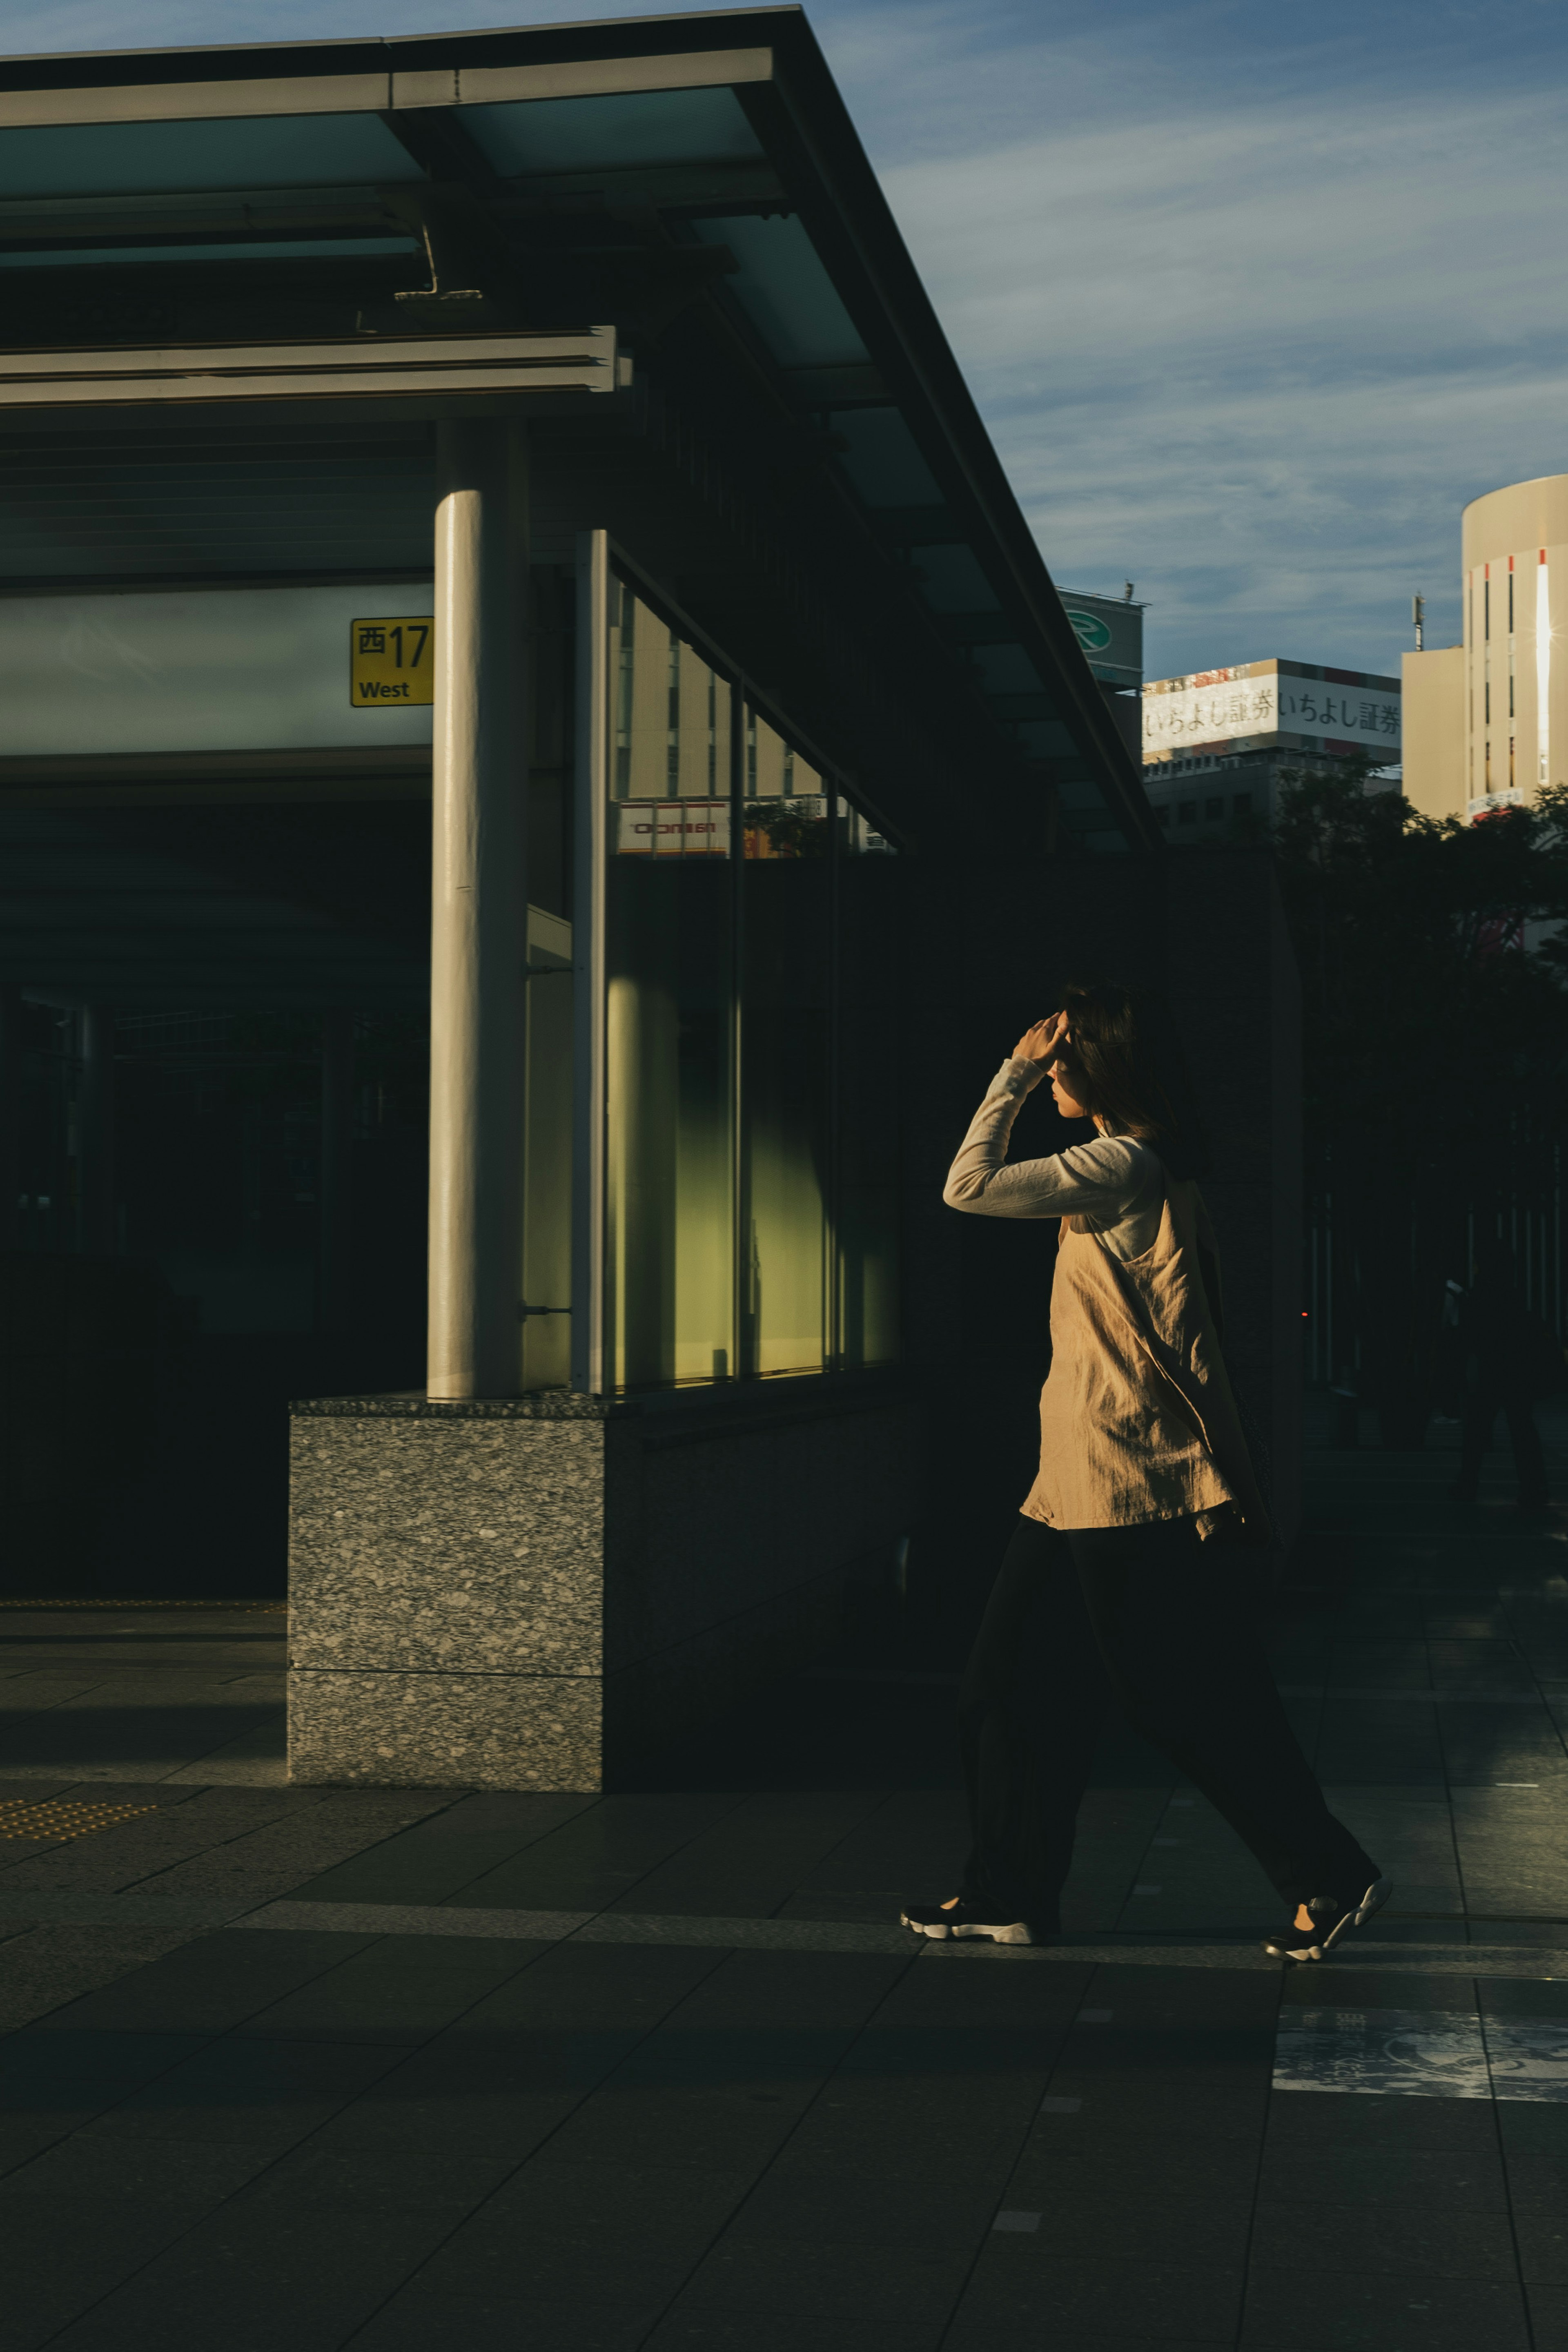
[0,327,627,409]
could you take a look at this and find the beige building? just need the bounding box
[1404,472,1568,820]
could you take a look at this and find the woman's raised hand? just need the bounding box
[1011,1011,1069,1066]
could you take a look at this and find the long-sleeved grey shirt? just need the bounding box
[941,1057,1267,1539]
[942,1058,1165,1260]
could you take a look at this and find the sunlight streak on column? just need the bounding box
[1537,548,1550,787]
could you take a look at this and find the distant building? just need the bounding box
[1058,588,1144,762]
[1142,658,1401,837]
[1400,644,1463,821]
[1404,473,1568,823]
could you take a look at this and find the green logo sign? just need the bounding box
[1066,608,1113,653]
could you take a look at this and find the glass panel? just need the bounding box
[690,216,869,368]
[973,643,1045,694]
[592,571,902,1396]
[0,239,420,270]
[465,88,763,175]
[521,565,577,1391]
[827,407,943,508]
[0,582,434,755]
[741,709,829,1376]
[0,116,423,201]
[915,545,1001,613]
[605,579,734,1389]
[0,432,434,584]
[835,794,899,1369]
[522,908,573,1392]
[1,796,432,1594]
[113,1007,427,1343]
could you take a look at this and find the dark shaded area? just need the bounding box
[1276,767,1568,1445]
[0,795,434,1598]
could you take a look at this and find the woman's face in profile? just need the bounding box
[1049,1054,1093,1122]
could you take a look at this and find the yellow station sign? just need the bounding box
[350,616,434,707]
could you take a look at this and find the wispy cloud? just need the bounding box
[876,71,1568,672]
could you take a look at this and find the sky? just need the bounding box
[8,0,1568,682]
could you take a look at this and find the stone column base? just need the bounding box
[287,1382,912,1790]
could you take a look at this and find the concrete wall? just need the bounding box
[1401,646,1465,821]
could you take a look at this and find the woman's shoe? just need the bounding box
[900,1899,1037,1946]
[1262,1877,1393,1962]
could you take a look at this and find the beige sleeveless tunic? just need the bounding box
[944,1058,1270,1545]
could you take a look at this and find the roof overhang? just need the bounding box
[0,9,1160,855]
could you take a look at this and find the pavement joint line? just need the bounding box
[1,1891,1566,1975]
[807,1668,961,1685]
[1278,1685,1559,1705]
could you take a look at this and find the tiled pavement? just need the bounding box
[0,1405,1566,2349]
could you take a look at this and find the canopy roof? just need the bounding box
[0,9,1156,853]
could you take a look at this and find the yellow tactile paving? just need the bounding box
[0,1799,158,1842]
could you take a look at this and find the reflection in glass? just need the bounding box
[597,576,900,1393]
[835,797,899,1367]
[741,709,828,1376]
[605,582,734,1387]
[520,567,577,1391]
[613,581,731,801]
[522,905,573,1391]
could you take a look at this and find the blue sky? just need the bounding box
[9,0,1568,681]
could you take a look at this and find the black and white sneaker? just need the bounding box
[1262,1877,1393,1962]
[900,1899,1037,1946]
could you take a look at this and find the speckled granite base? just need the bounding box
[290,1412,604,1675]
[289,1667,601,1790]
[287,1381,913,1791]
[289,1404,607,1791]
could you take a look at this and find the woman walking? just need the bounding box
[901,984,1389,1964]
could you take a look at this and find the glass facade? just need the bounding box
[742,710,829,1376]
[599,571,897,1392]
[519,568,577,1393]
[835,798,901,1373]
[605,580,737,1389]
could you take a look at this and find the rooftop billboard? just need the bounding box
[1058,589,1142,691]
[1143,658,1400,765]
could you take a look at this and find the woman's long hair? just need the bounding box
[1054,980,1211,1179]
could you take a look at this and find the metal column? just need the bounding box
[427,419,530,1400]
[570,528,609,1396]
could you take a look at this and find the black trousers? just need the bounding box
[958,1514,1379,1929]
[1459,1385,1548,1507]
